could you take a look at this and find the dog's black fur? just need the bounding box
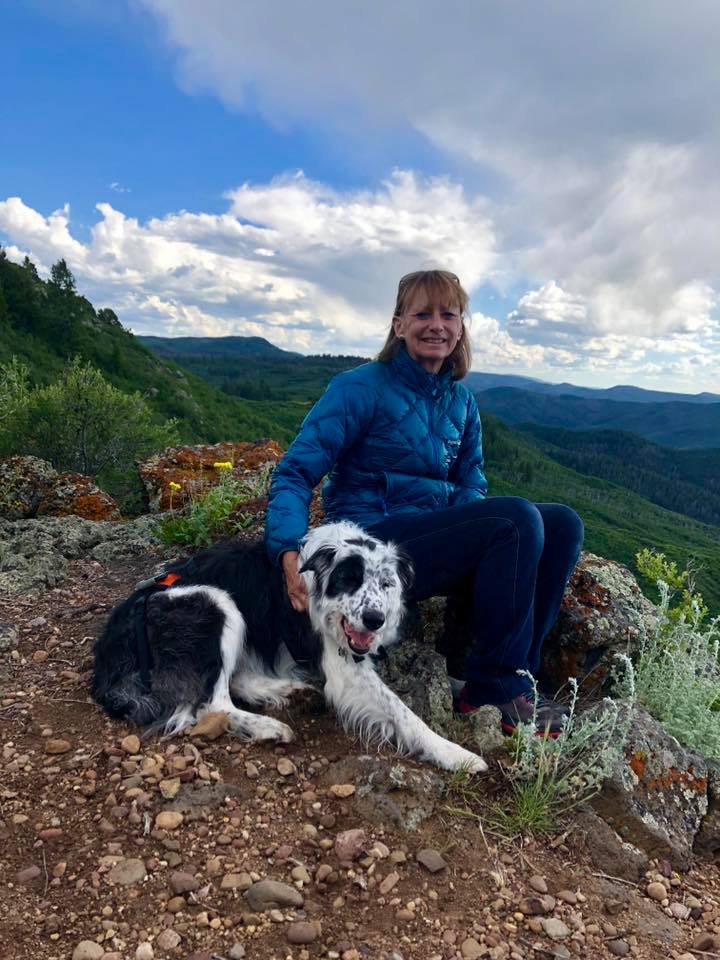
[92,540,316,728]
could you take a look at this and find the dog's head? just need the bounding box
[299,521,413,658]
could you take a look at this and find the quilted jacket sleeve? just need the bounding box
[265,373,375,564]
[449,391,488,506]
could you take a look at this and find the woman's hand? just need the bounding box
[282,550,308,612]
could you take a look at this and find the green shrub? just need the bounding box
[7,357,179,476]
[636,547,709,627]
[634,580,720,758]
[154,463,272,548]
[0,356,30,446]
[491,662,635,836]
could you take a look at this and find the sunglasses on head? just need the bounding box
[398,270,460,288]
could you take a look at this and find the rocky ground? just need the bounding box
[2,550,720,960]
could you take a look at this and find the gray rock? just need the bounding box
[108,857,147,886]
[244,879,304,912]
[378,599,453,735]
[322,755,445,831]
[287,921,320,944]
[72,943,105,960]
[465,705,505,756]
[169,871,199,895]
[15,865,41,884]
[592,705,708,868]
[155,929,181,951]
[694,759,720,859]
[166,782,241,819]
[416,848,447,873]
[542,918,570,940]
[540,552,656,695]
[575,808,648,882]
[0,515,162,593]
[0,621,18,653]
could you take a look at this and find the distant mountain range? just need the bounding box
[473,388,720,450]
[465,371,720,404]
[139,335,300,359]
[518,425,720,527]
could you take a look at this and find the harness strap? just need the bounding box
[132,592,153,692]
[131,568,186,692]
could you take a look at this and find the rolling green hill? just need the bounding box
[481,416,720,614]
[0,252,304,446]
[139,334,367,402]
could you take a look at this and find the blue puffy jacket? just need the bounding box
[264,345,488,563]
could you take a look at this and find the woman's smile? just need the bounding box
[393,290,463,373]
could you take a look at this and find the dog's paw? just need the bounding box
[447,748,488,775]
[253,717,295,743]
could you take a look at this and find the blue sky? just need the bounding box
[2,0,719,393]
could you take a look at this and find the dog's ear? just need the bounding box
[395,548,415,594]
[299,545,337,580]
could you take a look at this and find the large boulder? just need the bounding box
[37,471,120,521]
[540,552,656,694]
[0,456,119,521]
[138,440,283,512]
[592,705,709,869]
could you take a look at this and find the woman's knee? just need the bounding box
[486,496,545,550]
[537,503,584,553]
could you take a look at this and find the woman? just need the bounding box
[265,270,584,735]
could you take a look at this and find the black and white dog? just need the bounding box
[92,521,487,774]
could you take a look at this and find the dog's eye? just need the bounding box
[380,578,394,590]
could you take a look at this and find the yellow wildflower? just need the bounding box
[169,481,182,491]
[213,461,233,471]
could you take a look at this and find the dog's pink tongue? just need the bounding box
[346,625,373,651]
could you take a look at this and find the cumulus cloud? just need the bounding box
[0,171,495,356]
[125,0,720,390]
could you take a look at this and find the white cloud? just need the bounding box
[0,172,495,356]
[1,164,718,390]
[125,0,720,391]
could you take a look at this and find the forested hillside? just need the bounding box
[139,334,367,402]
[518,424,720,528]
[0,252,304,445]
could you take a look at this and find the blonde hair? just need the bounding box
[376,269,472,379]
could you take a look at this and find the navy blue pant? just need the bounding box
[368,497,584,705]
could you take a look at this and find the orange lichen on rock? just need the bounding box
[647,767,708,795]
[37,472,121,521]
[139,440,284,512]
[629,752,647,780]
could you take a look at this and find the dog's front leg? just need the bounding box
[323,655,487,774]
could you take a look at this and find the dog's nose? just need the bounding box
[362,609,385,631]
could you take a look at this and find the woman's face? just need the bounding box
[393,287,463,374]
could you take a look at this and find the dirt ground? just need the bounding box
[1,553,718,960]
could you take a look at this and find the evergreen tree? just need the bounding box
[47,258,81,353]
[49,258,77,294]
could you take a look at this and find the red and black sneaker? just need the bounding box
[455,687,568,738]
